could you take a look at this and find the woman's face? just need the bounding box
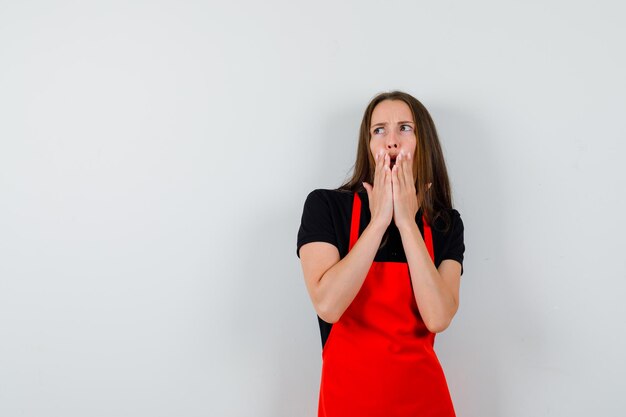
[369,99,417,172]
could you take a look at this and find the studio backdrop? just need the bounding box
[1,1,625,416]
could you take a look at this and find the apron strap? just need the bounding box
[423,215,434,262]
[348,192,362,251]
[348,192,434,262]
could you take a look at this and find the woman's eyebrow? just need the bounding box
[371,121,415,128]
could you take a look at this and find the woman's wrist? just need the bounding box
[366,219,389,237]
[396,220,419,237]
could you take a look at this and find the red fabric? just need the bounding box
[318,192,455,417]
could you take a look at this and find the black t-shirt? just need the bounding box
[296,188,466,348]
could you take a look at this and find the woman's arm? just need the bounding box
[299,220,387,323]
[398,222,462,333]
[300,152,393,323]
[391,151,461,333]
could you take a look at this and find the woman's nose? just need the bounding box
[386,130,399,148]
[386,135,398,149]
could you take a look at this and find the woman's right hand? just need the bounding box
[362,151,393,229]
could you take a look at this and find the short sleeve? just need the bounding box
[296,190,338,258]
[439,209,465,276]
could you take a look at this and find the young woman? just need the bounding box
[297,91,465,416]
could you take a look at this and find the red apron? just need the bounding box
[318,192,456,417]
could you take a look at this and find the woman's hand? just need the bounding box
[392,151,431,231]
[362,151,393,229]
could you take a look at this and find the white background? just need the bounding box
[1,1,625,416]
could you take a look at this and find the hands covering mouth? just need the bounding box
[362,150,421,231]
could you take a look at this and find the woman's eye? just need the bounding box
[401,124,413,131]
[373,127,383,135]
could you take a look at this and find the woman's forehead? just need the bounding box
[371,100,414,123]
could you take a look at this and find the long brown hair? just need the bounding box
[338,90,454,232]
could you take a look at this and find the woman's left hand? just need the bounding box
[391,151,431,230]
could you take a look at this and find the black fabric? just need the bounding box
[296,188,466,348]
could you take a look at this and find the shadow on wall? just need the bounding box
[224,200,321,416]
[221,97,364,416]
[431,103,548,416]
